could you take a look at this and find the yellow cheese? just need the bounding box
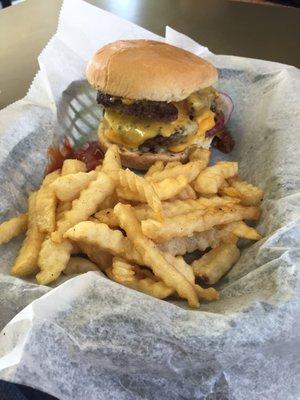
[168,110,215,152]
[104,102,193,149]
[103,94,216,151]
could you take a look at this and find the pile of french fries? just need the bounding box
[0,145,263,308]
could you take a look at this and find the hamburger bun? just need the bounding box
[86,40,218,102]
[98,124,189,171]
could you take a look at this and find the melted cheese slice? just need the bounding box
[168,110,215,152]
[103,99,215,152]
[104,103,194,149]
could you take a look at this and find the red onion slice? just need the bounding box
[205,92,234,138]
[216,92,234,125]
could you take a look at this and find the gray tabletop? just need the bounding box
[0,0,299,108]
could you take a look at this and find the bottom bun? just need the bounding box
[98,125,189,171]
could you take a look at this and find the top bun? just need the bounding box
[86,40,218,102]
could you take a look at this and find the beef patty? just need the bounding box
[97,91,178,122]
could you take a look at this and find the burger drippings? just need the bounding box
[46,138,103,174]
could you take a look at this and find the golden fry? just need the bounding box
[94,208,119,228]
[144,161,164,177]
[174,184,197,200]
[56,201,72,221]
[64,221,142,264]
[11,192,44,277]
[160,229,223,256]
[188,147,211,165]
[221,177,264,206]
[56,159,90,220]
[78,242,113,271]
[194,161,238,194]
[95,196,242,229]
[108,257,174,299]
[164,161,182,170]
[114,203,200,308]
[52,172,114,243]
[99,192,119,210]
[102,144,121,179]
[118,169,163,220]
[194,285,220,301]
[117,175,188,202]
[146,160,206,183]
[192,243,240,284]
[35,170,60,233]
[141,205,261,243]
[61,159,86,175]
[220,221,262,241]
[36,237,73,285]
[134,196,240,220]
[111,257,136,284]
[51,171,98,202]
[0,213,27,245]
[63,256,99,275]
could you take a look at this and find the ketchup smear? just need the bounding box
[46,137,104,174]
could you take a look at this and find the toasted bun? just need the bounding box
[98,125,188,170]
[86,40,218,102]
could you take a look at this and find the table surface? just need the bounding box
[0,0,299,108]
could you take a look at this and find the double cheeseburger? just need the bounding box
[86,40,234,170]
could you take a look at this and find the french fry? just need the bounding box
[56,201,72,221]
[0,213,28,245]
[163,161,182,169]
[11,192,44,277]
[219,221,261,241]
[35,170,60,233]
[117,175,188,202]
[36,237,73,284]
[61,159,86,175]
[99,192,119,210]
[144,161,164,177]
[111,257,136,284]
[163,252,195,284]
[114,203,200,308]
[108,257,175,299]
[220,177,264,206]
[78,242,113,271]
[64,221,142,264]
[217,230,239,245]
[194,161,238,194]
[51,171,98,202]
[94,196,242,228]
[63,256,99,275]
[56,158,89,220]
[102,144,121,179]
[66,221,201,292]
[118,169,163,220]
[159,229,223,256]
[51,172,114,243]
[194,285,220,301]
[188,147,211,165]
[192,243,240,284]
[174,184,197,200]
[146,160,206,183]
[137,277,175,299]
[141,205,261,243]
[135,196,241,219]
[94,208,119,228]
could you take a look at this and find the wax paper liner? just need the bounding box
[0,0,299,399]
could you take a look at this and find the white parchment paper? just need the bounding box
[0,0,299,399]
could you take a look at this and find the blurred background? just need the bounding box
[1,0,300,9]
[1,0,299,108]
